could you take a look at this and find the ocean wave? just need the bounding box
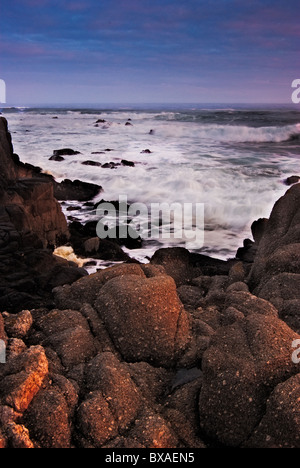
[156,122,300,144]
[206,123,300,143]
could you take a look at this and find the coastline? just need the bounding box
[0,115,300,448]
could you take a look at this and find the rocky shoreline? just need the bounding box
[0,116,299,448]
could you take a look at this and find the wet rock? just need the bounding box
[284,175,300,186]
[251,218,268,245]
[121,159,135,167]
[52,148,81,157]
[49,154,65,162]
[81,160,102,167]
[53,179,102,201]
[101,161,120,169]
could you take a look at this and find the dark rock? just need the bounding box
[81,160,102,167]
[199,313,300,447]
[23,380,75,448]
[224,290,278,318]
[29,308,99,370]
[251,218,268,245]
[53,263,146,310]
[249,184,300,291]
[53,179,102,201]
[247,184,300,332]
[1,114,300,448]
[236,238,257,263]
[151,247,234,286]
[3,310,33,339]
[121,159,135,167]
[76,391,118,447]
[176,285,204,309]
[101,161,119,169]
[52,148,81,157]
[141,149,152,154]
[244,374,300,448]
[150,248,199,286]
[284,175,300,186]
[49,154,65,162]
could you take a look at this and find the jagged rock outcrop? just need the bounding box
[248,184,300,333]
[0,117,88,312]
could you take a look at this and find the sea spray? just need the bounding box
[5,106,300,261]
[54,246,88,268]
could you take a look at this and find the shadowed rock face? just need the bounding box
[248,183,300,332]
[0,117,69,247]
[0,117,88,313]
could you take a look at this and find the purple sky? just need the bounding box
[1,0,300,105]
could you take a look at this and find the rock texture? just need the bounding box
[248,183,300,332]
[0,117,300,448]
[0,117,88,312]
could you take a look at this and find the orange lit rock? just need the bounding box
[0,346,48,413]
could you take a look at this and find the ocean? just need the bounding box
[2,104,300,269]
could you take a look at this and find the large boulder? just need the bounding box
[94,274,190,366]
[198,313,300,447]
[53,263,146,310]
[244,373,300,448]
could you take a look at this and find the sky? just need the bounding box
[1,0,300,106]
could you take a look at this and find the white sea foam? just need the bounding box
[5,107,300,261]
[54,246,88,268]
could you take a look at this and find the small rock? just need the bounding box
[284,175,300,186]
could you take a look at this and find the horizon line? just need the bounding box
[1,102,298,109]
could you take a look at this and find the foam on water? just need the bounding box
[4,106,300,262]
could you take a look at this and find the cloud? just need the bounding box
[1,0,300,104]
